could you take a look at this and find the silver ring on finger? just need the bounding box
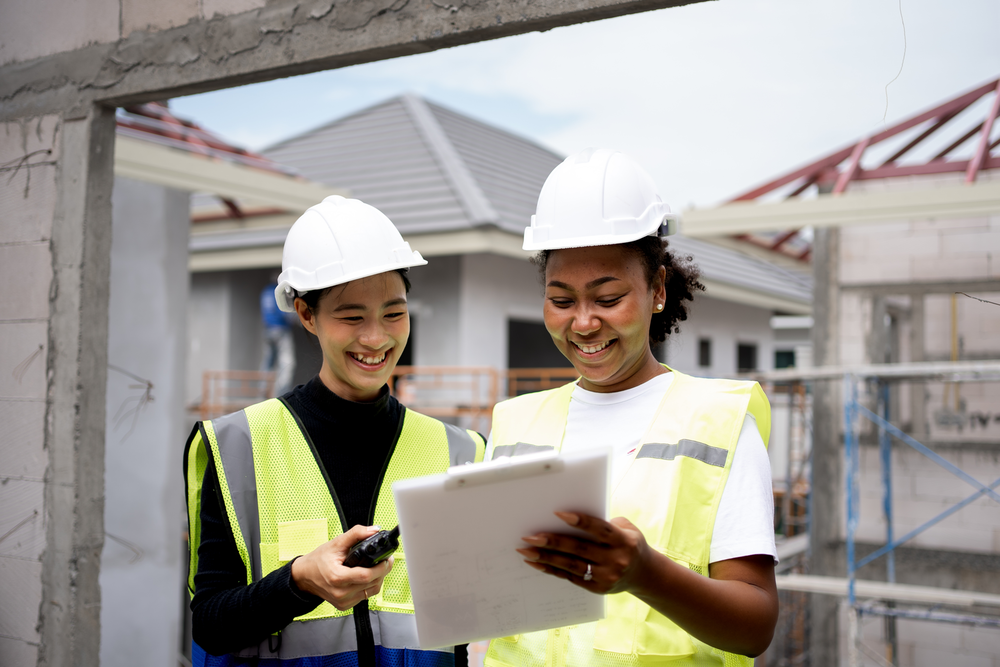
[583,563,593,581]
[364,587,370,599]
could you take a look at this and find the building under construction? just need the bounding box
[718,77,1000,666]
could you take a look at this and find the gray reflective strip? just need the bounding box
[492,442,555,460]
[370,609,453,652]
[637,440,728,468]
[211,411,262,580]
[239,610,450,659]
[442,422,479,466]
[239,614,358,660]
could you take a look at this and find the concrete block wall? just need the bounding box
[0,106,118,666]
[0,116,60,666]
[853,445,1000,554]
[0,0,267,66]
[843,600,1000,667]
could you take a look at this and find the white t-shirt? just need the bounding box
[489,373,777,564]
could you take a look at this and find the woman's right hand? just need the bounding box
[290,524,394,610]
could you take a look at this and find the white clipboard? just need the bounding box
[392,447,609,649]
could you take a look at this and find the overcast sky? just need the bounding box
[171,0,1000,209]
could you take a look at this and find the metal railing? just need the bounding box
[388,366,500,433]
[198,370,276,420]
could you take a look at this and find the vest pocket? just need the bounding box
[277,518,328,561]
[592,591,695,660]
[375,552,413,610]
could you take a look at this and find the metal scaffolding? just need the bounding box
[755,360,1000,666]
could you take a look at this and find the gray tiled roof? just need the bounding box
[263,94,562,235]
[261,94,811,305]
[669,236,812,304]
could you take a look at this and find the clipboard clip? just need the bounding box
[445,450,565,490]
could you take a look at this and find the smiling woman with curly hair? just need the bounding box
[486,149,779,667]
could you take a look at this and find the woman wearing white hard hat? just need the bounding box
[184,196,485,667]
[486,149,778,666]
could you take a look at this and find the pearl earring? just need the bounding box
[656,304,663,311]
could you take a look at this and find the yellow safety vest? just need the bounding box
[485,368,770,667]
[184,398,486,662]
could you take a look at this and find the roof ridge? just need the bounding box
[400,93,498,226]
[422,97,563,159]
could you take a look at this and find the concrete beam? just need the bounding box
[682,181,1000,236]
[839,278,1000,296]
[0,0,706,121]
[114,135,345,212]
[777,574,1000,608]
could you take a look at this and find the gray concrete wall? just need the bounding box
[187,273,233,404]
[0,106,117,667]
[100,177,190,667]
[664,294,777,376]
[458,253,546,370]
[0,114,62,667]
[407,255,462,367]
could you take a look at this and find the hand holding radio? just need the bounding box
[290,524,394,611]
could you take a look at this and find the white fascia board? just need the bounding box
[190,246,283,272]
[701,278,811,315]
[776,573,1000,608]
[405,229,533,261]
[682,181,1000,236]
[188,228,531,273]
[115,135,346,213]
[189,227,812,317]
[771,315,814,329]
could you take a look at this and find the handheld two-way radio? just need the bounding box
[344,525,400,568]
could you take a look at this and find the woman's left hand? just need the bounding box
[516,511,650,595]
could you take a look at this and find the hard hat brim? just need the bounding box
[523,211,680,252]
[274,253,427,312]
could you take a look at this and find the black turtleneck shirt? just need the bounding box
[191,377,466,665]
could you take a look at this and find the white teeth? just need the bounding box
[350,351,387,365]
[576,340,612,354]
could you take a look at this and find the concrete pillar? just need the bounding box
[100,177,190,667]
[39,105,115,667]
[809,225,843,666]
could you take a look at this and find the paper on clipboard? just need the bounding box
[392,447,609,649]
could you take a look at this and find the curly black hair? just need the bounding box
[532,237,704,345]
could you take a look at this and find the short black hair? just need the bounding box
[532,237,704,344]
[298,268,411,312]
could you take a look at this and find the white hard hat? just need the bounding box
[523,148,678,251]
[274,195,427,312]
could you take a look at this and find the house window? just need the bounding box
[397,316,415,366]
[775,349,795,369]
[737,343,757,372]
[698,338,712,368]
[508,319,572,368]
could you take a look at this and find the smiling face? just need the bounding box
[543,245,667,393]
[294,272,409,402]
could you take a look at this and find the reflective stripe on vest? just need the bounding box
[184,399,485,662]
[492,442,555,458]
[484,367,769,667]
